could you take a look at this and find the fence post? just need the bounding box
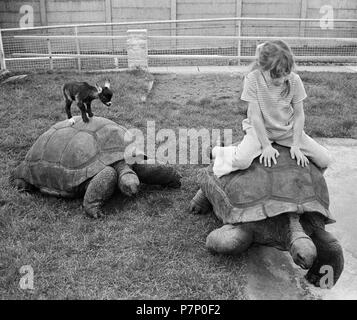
[104,0,114,56]
[74,26,81,71]
[236,0,243,65]
[170,0,177,50]
[39,0,48,26]
[0,29,6,70]
[127,29,148,71]
[300,0,307,37]
[47,38,53,70]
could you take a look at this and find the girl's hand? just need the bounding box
[290,146,309,167]
[259,145,280,167]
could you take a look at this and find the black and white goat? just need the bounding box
[62,80,113,125]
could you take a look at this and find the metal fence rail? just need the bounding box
[1,17,357,72]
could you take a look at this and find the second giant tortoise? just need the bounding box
[190,143,343,287]
[10,116,181,218]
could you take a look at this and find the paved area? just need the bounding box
[311,138,357,299]
[149,65,357,74]
[246,138,357,300]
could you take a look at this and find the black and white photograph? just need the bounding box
[0,0,356,306]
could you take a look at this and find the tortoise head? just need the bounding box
[290,235,317,269]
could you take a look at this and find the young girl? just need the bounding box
[212,40,331,178]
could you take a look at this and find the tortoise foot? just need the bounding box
[307,229,344,288]
[83,166,117,218]
[206,224,253,255]
[305,271,322,287]
[84,206,104,219]
[189,189,212,214]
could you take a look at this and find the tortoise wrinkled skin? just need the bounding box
[11,116,181,218]
[190,143,344,288]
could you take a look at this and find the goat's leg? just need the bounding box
[65,99,73,119]
[78,102,89,123]
[86,101,93,118]
[64,99,76,125]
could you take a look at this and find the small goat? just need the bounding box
[62,80,113,125]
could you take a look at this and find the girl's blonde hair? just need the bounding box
[250,40,296,97]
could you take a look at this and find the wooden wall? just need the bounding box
[111,0,171,22]
[1,0,356,30]
[0,0,41,29]
[46,0,106,25]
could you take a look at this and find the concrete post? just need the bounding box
[127,29,148,70]
[0,29,6,70]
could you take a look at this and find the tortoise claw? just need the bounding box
[189,200,211,215]
[84,206,104,219]
[189,202,200,214]
[305,272,322,287]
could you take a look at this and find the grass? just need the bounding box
[0,69,356,299]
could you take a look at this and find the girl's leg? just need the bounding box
[298,132,332,169]
[212,127,262,177]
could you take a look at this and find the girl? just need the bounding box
[212,40,331,178]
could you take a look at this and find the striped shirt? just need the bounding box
[241,69,307,141]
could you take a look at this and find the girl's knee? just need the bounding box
[300,135,333,169]
[316,150,333,169]
[324,152,333,168]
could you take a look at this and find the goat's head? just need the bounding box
[96,81,113,106]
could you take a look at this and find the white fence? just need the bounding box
[1,17,357,72]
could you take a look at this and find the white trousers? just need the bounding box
[212,127,332,178]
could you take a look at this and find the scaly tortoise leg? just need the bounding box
[10,177,36,192]
[206,224,253,255]
[83,166,117,218]
[189,189,212,215]
[305,229,344,288]
[113,161,140,197]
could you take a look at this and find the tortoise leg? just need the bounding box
[305,229,344,288]
[83,166,117,218]
[206,224,253,255]
[9,166,37,192]
[113,161,140,197]
[10,178,36,192]
[189,189,212,214]
[288,213,317,270]
[131,162,181,188]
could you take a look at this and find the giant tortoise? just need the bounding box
[190,143,343,287]
[10,116,181,218]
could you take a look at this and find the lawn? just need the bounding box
[0,69,356,299]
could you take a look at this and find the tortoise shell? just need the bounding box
[16,116,132,195]
[198,143,335,225]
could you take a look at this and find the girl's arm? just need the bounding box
[250,101,271,148]
[292,101,305,147]
[249,101,280,167]
[291,101,309,166]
